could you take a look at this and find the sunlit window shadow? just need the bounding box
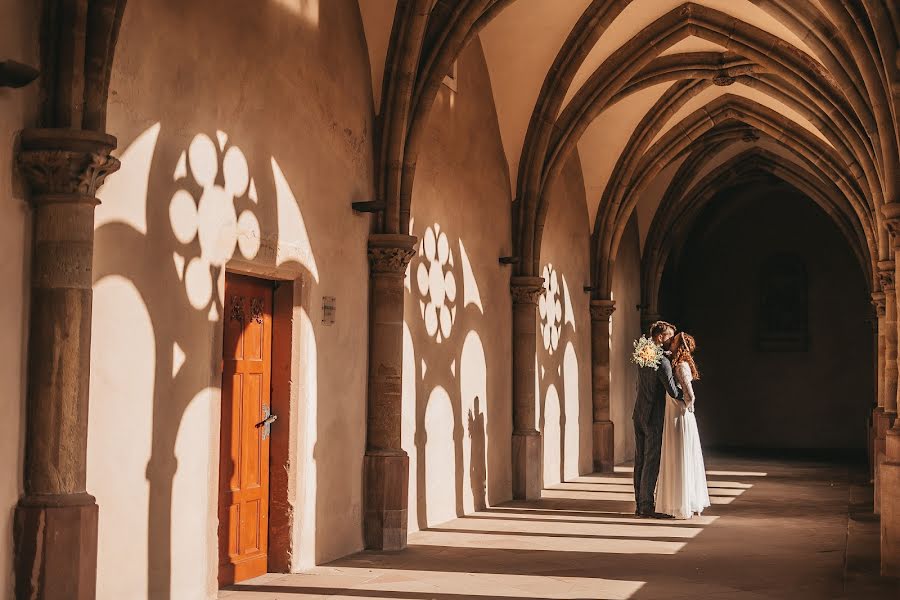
[92,122,324,596]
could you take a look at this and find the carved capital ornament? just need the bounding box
[872,292,886,317]
[882,203,900,249]
[590,300,616,322]
[367,234,418,274]
[16,128,119,201]
[510,276,545,305]
[878,260,896,291]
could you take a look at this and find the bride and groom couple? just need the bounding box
[633,320,711,520]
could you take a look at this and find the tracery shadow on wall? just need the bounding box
[536,263,582,486]
[89,122,322,599]
[403,221,493,529]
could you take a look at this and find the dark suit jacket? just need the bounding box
[633,354,683,427]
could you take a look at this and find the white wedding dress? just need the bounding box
[656,361,711,519]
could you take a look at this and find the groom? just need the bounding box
[633,320,683,518]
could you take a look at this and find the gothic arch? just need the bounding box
[36,0,128,131]
[594,95,876,296]
[640,147,875,316]
[509,2,896,281]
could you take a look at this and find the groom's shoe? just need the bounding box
[651,512,675,519]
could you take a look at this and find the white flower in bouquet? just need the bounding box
[632,335,663,370]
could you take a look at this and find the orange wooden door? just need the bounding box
[218,273,274,586]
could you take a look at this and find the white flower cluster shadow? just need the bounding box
[539,263,562,354]
[415,223,458,343]
[169,132,261,319]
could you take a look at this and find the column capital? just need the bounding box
[873,291,886,317]
[882,203,900,248]
[878,260,896,291]
[367,234,417,274]
[510,276,544,305]
[590,299,616,322]
[17,128,119,201]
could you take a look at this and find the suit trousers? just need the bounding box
[633,409,664,513]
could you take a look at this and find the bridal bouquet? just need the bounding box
[632,336,663,370]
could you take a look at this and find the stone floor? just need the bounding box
[221,455,900,599]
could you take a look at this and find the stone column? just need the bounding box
[364,233,417,551]
[872,292,886,483]
[880,204,900,575]
[511,276,544,500]
[14,128,119,600]
[876,262,897,515]
[590,300,616,473]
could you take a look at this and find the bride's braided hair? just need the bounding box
[672,332,700,380]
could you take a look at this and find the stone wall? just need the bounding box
[401,38,515,530]
[538,154,593,484]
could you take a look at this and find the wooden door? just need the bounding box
[218,273,274,586]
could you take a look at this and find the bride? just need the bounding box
[656,332,711,519]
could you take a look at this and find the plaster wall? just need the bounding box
[666,187,873,450]
[88,1,374,598]
[538,154,593,484]
[402,38,514,531]
[0,2,39,596]
[610,215,642,463]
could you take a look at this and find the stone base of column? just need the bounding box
[592,420,615,473]
[880,428,900,576]
[512,430,542,500]
[364,451,408,551]
[14,492,98,600]
[875,410,893,513]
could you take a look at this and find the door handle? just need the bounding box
[255,404,278,440]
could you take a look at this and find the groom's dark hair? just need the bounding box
[649,320,676,338]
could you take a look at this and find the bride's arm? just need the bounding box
[678,363,696,411]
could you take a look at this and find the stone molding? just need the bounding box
[17,128,119,199]
[367,234,418,274]
[878,260,896,291]
[510,276,544,305]
[590,299,616,321]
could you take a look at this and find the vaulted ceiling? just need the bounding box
[358,0,898,295]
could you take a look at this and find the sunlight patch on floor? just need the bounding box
[222,568,646,599]
[541,488,637,502]
[706,470,768,477]
[706,480,753,489]
[709,496,736,504]
[433,516,704,538]
[472,508,720,526]
[410,529,686,554]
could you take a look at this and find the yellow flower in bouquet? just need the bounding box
[632,335,663,370]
